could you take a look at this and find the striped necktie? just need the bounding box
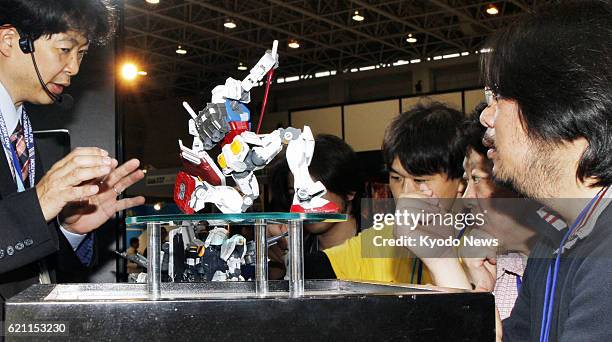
[9,121,29,187]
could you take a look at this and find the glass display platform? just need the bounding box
[125,212,348,299]
[126,212,348,225]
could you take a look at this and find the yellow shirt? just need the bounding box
[323,225,431,284]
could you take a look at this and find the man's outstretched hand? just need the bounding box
[58,157,145,234]
[36,147,113,222]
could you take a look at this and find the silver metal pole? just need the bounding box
[255,219,268,296]
[288,219,304,297]
[147,222,161,300]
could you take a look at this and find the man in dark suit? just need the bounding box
[0,0,145,316]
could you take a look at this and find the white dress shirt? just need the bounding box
[0,81,85,250]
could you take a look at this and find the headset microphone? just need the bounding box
[19,35,74,110]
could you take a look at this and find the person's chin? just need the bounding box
[32,94,55,105]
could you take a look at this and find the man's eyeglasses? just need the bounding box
[484,88,498,107]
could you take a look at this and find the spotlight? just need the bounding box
[224,18,237,29]
[352,10,364,22]
[137,71,147,76]
[153,203,162,211]
[237,62,248,71]
[121,63,138,81]
[288,39,300,49]
[176,45,187,55]
[406,33,417,44]
[486,4,499,15]
[145,0,159,4]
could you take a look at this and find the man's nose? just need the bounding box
[402,180,413,194]
[462,181,477,199]
[480,105,496,128]
[64,54,81,77]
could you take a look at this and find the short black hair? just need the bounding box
[481,0,612,187]
[0,0,117,45]
[383,102,466,180]
[269,134,364,220]
[462,102,489,157]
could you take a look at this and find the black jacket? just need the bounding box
[503,201,612,341]
[0,146,91,320]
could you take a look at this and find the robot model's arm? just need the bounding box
[216,125,338,214]
[214,128,288,210]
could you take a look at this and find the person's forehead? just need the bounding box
[391,157,449,180]
[53,30,89,46]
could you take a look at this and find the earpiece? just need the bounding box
[18,35,34,54]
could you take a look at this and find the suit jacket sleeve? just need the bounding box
[0,187,60,274]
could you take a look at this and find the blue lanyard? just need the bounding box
[539,190,604,342]
[0,107,36,192]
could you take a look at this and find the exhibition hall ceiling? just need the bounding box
[124,0,540,99]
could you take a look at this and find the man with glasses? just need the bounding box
[479,1,612,341]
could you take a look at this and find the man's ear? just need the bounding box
[0,27,18,57]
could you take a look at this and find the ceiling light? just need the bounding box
[153,203,162,211]
[145,0,159,4]
[237,62,247,71]
[137,70,147,76]
[486,4,499,15]
[288,39,300,49]
[224,18,237,29]
[121,63,138,81]
[176,45,187,55]
[352,10,364,22]
[406,33,417,44]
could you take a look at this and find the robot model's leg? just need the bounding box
[174,171,245,214]
[285,126,339,213]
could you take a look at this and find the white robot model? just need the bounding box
[202,227,247,281]
[174,40,338,214]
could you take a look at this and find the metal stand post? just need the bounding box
[147,222,161,299]
[255,219,268,296]
[288,219,304,297]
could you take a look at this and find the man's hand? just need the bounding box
[59,158,146,234]
[459,229,498,292]
[393,189,457,260]
[36,147,114,222]
[393,187,471,289]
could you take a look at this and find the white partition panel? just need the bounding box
[291,106,342,138]
[464,89,485,114]
[344,100,400,152]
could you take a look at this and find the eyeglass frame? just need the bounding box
[484,87,500,107]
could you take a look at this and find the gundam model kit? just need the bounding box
[125,41,341,283]
[173,40,337,215]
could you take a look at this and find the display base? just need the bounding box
[4,280,494,341]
